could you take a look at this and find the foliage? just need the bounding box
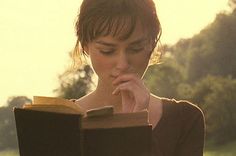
[144,57,183,99]
[204,140,236,156]
[190,76,236,145]
[0,96,31,150]
[54,65,94,99]
[0,149,19,156]
[169,11,236,83]
[145,9,236,145]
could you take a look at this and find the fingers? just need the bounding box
[112,86,120,95]
[112,73,140,86]
[112,81,135,95]
[112,74,147,96]
[112,73,150,112]
[121,91,135,113]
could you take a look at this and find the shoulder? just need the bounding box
[149,96,204,127]
[152,98,205,155]
[162,98,204,119]
[161,98,205,134]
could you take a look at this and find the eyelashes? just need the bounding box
[99,47,145,55]
[99,49,115,55]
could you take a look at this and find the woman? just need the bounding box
[73,0,205,155]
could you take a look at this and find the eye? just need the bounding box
[99,49,115,55]
[128,46,144,53]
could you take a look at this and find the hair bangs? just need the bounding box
[93,14,137,41]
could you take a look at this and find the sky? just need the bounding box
[0,0,230,106]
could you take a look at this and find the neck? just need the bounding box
[92,79,122,112]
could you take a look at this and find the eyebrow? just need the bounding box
[95,40,116,47]
[95,37,147,47]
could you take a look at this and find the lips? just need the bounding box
[110,74,118,79]
[111,71,120,77]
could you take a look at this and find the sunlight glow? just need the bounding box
[0,0,229,106]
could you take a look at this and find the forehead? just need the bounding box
[97,21,148,44]
[122,21,147,40]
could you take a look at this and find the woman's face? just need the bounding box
[84,22,152,85]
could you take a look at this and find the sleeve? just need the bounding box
[175,101,205,156]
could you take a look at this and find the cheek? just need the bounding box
[132,53,150,74]
[90,54,114,76]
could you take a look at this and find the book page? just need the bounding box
[24,96,84,114]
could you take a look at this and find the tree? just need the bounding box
[168,11,236,83]
[0,96,31,150]
[146,10,236,146]
[190,76,236,145]
[170,38,191,68]
[190,12,236,82]
[144,58,183,99]
[54,65,94,99]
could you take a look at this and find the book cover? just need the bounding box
[14,96,152,156]
[14,108,83,156]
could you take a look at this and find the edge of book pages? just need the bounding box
[23,96,150,129]
[82,111,149,129]
[24,96,85,114]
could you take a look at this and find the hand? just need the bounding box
[112,73,150,113]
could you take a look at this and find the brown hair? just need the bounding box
[73,0,162,66]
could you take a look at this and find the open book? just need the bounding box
[23,96,149,129]
[23,96,84,114]
[14,96,152,156]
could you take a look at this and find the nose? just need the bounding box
[115,52,130,72]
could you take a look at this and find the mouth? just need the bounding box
[110,74,118,79]
[110,72,120,79]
